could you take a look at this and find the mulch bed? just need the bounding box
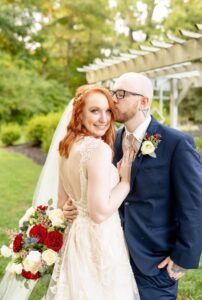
[3,143,46,165]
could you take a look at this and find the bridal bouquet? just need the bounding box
[0,200,67,284]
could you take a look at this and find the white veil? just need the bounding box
[32,99,73,207]
[0,100,73,300]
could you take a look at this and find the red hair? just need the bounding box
[59,85,116,158]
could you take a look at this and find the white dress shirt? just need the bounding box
[124,115,151,152]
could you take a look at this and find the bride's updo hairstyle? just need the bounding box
[59,84,116,158]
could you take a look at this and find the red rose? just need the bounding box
[13,233,23,253]
[37,205,48,211]
[21,269,41,280]
[145,134,150,140]
[45,231,63,252]
[154,133,161,140]
[29,225,48,243]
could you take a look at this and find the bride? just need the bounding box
[45,84,139,299]
[0,84,140,300]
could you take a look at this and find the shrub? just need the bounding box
[181,87,202,123]
[194,137,202,156]
[26,115,47,146]
[26,112,62,152]
[151,99,170,126]
[41,112,62,153]
[0,53,70,124]
[1,123,21,146]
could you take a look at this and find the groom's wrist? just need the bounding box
[171,262,186,274]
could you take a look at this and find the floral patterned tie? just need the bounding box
[124,134,138,157]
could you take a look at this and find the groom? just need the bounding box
[63,73,202,299]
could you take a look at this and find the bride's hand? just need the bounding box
[117,149,134,184]
[62,197,77,223]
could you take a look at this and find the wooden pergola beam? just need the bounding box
[85,37,202,83]
[142,62,202,78]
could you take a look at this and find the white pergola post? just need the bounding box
[170,79,179,128]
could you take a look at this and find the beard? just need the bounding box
[115,109,137,123]
[114,100,140,123]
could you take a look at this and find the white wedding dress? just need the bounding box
[45,136,140,300]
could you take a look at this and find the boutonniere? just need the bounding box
[140,133,161,158]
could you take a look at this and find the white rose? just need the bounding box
[1,245,12,258]
[23,251,42,274]
[25,207,36,219]
[26,250,41,263]
[141,141,155,155]
[6,263,23,274]
[48,209,65,227]
[19,207,36,227]
[13,263,23,274]
[42,249,58,266]
[23,259,41,274]
[14,263,23,274]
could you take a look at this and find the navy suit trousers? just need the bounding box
[131,259,178,300]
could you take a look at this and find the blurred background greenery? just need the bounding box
[1,0,202,96]
[0,0,202,153]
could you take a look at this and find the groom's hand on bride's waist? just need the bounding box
[62,198,77,223]
[158,256,186,281]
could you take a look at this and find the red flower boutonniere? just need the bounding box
[140,133,161,158]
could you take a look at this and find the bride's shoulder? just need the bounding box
[84,136,111,151]
[80,136,112,162]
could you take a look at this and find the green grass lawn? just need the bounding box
[0,149,42,276]
[0,149,47,299]
[0,149,201,299]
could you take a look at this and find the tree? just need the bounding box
[163,0,202,36]
[38,0,114,90]
[0,52,69,124]
[108,0,161,52]
[1,0,202,124]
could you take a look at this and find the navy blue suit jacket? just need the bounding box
[114,117,202,276]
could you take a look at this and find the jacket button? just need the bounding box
[125,202,129,206]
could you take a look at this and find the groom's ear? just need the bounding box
[140,97,150,110]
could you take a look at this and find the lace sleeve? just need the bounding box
[80,136,102,164]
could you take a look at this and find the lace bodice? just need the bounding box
[59,136,120,219]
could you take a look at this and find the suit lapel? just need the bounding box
[130,116,160,189]
[113,127,124,165]
[130,150,143,187]
[145,116,159,137]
